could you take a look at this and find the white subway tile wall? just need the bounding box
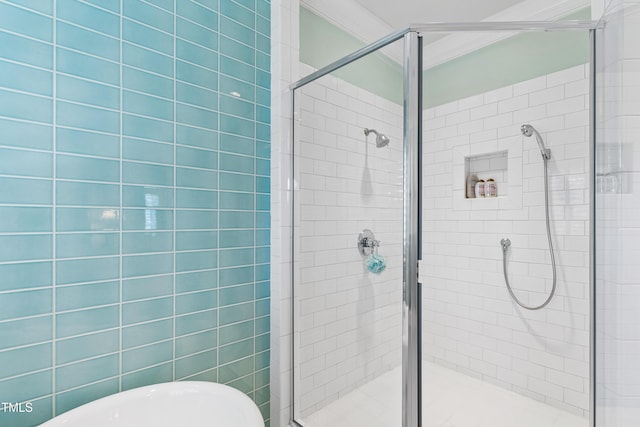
[422,64,591,417]
[293,64,404,418]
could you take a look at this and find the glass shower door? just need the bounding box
[420,26,594,427]
[290,21,597,427]
[291,37,406,427]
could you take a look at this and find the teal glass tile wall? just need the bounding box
[0,0,270,425]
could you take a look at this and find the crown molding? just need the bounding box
[300,0,590,68]
[423,0,590,68]
[300,0,402,63]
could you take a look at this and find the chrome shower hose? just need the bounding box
[501,158,557,310]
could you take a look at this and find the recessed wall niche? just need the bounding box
[465,150,508,197]
[452,138,523,210]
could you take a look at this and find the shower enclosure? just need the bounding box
[290,20,599,427]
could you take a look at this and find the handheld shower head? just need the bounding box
[520,124,534,137]
[521,124,551,160]
[364,128,390,148]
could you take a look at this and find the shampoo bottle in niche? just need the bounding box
[485,178,497,197]
[474,179,485,198]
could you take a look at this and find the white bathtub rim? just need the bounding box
[40,381,265,427]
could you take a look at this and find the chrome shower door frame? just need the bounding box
[289,20,601,427]
[402,31,423,427]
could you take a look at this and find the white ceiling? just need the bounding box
[351,0,529,29]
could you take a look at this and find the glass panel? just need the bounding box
[292,37,404,426]
[421,28,592,427]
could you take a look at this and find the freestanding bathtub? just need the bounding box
[40,381,265,427]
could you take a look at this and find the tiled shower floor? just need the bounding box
[301,361,587,427]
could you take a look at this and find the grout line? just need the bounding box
[216,0,222,385]
[253,4,258,400]
[172,0,177,383]
[51,0,58,417]
[118,0,124,393]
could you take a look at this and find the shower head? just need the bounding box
[364,128,390,148]
[375,133,390,148]
[521,124,551,160]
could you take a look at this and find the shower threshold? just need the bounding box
[301,361,586,427]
